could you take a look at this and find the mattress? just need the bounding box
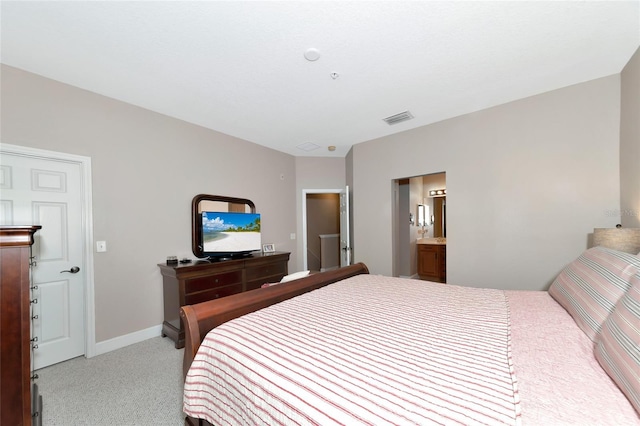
[183,274,639,425]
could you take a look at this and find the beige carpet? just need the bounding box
[36,336,184,426]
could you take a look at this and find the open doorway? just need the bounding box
[392,172,446,278]
[305,192,340,272]
[302,188,350,271]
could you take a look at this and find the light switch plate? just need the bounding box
[96,241,107,252]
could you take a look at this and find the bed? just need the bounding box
[180,248,640,425]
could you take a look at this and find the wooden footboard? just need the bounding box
[180,262,369,379]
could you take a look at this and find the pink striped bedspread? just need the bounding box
[505,290,639,424]
[183,275,522,425]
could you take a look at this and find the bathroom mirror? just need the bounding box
[191,194,256,257]
[433,197,446,238]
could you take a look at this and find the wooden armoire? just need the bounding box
[1,225,42,425]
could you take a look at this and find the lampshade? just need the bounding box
[592,228,640,255]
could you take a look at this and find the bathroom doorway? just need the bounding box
[392,172,446,278]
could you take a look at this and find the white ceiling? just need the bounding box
[2,1,639,157]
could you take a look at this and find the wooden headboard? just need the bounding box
[180,262,370,378]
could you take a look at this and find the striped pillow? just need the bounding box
[595,274,640,414]
[548,246,640,341]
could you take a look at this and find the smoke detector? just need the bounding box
[304,48,320,61]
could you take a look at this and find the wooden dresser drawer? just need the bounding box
[185,270,243,294]
[184,283,243,305]
[246,262,287,282]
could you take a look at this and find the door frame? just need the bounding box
[301,188,342,271]
[391,172,447,279]
[1,143,96,359]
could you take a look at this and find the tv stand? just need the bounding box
[158,251,290,348]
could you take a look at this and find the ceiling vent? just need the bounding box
[383,111,414,125]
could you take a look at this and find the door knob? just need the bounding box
[60,266,80,274]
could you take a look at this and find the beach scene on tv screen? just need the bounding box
[202,212,261,252]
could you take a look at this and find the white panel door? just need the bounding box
[340,186,351,267]
[0,152,85,369]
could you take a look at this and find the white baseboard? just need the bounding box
[93,324,164,357]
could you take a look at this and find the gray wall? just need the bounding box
[2,60,634,344]
[351,75,623,290]
[396,181,410,277]
[1,65,299,342]
[620,47,640,228]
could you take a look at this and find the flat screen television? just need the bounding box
[197,211,261,259]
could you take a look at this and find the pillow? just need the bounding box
[261,270,311,288]
[549,246,640,341]
[595,274,640,414]
[280,270,311,283]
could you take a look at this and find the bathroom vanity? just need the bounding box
[417,238,446,283]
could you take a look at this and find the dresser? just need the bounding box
[1,225,42,426]
[159,252,290,348]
